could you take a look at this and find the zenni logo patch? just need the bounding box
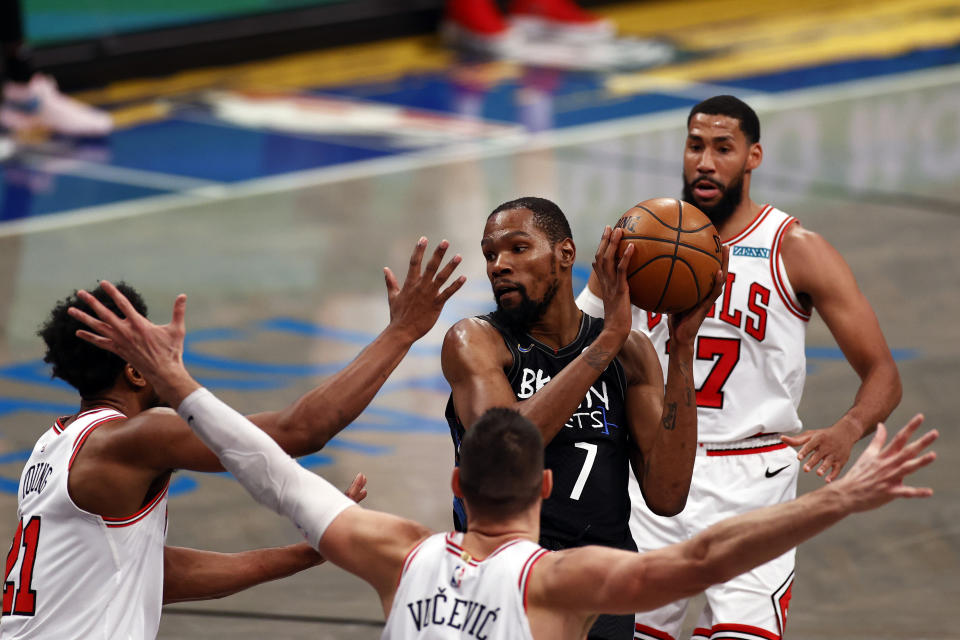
[732,246,770,258]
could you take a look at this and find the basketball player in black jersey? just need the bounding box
[442,197,728,640]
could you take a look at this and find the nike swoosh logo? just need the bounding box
[765,465,789,478]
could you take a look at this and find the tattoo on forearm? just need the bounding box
[661,402,678,431]
[584,346,612,371]
[682,366,694,406]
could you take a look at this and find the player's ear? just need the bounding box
[451,468,464,498]
[541,469,553,499]
[124,364,148,389]
[557,238,576,269]
[746,142,762,172]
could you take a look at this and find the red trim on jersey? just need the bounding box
[770,217,810,321]
[702,622,780,639]
[706,442,788,457]
[635,622,677,640]
[68,414,125,469]
[444,534,480,566]
[53,417,66,434]
[398,538,427,587]
[520,548,549,612]
[102,480,169,528]
[722,205,773,246]
[691,628,711,640]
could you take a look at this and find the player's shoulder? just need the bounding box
[443,316,501,347]
[92,407,183,442]
[441,316,511,369]
[779,218,842,268]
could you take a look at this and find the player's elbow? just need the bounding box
[646,498,686,518]
[641,486,689,517]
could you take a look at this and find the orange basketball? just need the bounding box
[614,198,722,314]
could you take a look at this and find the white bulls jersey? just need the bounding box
[383,532,549,640]
[640,205,809,442]
[0,408,169,639]
[578,205,810,443]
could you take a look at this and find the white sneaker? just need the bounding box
[0,131,14,162]
[1,74,113,138]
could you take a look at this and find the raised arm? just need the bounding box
[592,247,728,516]
[71,281,432,612]
[528,415,936,627]
[250,238,466,450]
[70,238,465,476]
[442,226,636,442]
[779,224,901,481]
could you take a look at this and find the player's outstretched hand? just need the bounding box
[781,420,861,482]
[592,225,634,339]
[384,237,466,343]
[668,244,730,345]
[67,280,196,405]
[833,414,937,513]
[345,472,368,503]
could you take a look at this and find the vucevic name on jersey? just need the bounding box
[445,313,635,550]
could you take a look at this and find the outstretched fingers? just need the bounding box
[75,288,122,328]
[406,237,429,283]
[99,280,144,325]
[67,304,114,338]
[434,251,462,287]
[422,240,449,280]
[438,275,467,305]
[171,294,187,337]
[384,267,400,298]
[73,328,118,354]
[886,413,925,452]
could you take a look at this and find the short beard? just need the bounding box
[492,279,559,335]
[682,170,745,228]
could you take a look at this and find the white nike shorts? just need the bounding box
[630,436,799,640]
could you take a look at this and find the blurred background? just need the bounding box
[0,1,958,638]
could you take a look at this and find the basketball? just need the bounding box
[614,198,723,314]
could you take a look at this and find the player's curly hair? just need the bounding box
[688,95,761,144]
[459,408,544,519]
[489,197,573,246]
[37,282,148,398]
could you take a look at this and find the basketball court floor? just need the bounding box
[0,1,957,638]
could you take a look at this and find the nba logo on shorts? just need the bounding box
[450,564,466,588]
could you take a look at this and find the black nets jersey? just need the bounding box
[445,312,636,550]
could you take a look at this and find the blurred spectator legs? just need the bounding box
[1,0,112,138]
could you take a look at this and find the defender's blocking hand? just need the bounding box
[384,237,466,343]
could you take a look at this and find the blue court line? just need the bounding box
[347,406,449,434]
[0,450,31,464]
[258,318,441,356]
[0,397,76,418]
